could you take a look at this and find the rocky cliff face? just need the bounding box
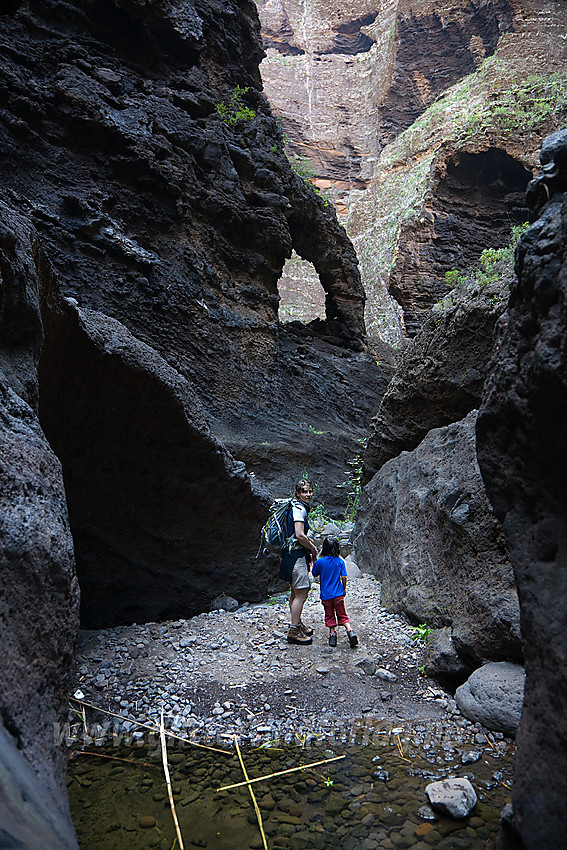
[476,130,567,850]
[0,0,388,841]
[258,0,567,341]
[354,255,522,673]
[355,411,521,674]
[0,0,389,633]
[362,263,514,482]
[0,206,80,847]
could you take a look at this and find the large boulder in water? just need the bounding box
[476,129,567,849]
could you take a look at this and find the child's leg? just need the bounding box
[322,599,338,630]
[322,599,338,645]
[335,598,358,646]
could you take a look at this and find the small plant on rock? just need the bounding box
[410,624,433,643]
[216,85,256,127]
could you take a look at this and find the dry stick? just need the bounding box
[218,754,346,791]
[234,735,268,850]
[70,751,159,770]
[69,696,230,755]
[160,708,185,850]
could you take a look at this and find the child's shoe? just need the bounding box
[329,633,337,647]
[347,630,358,648]
[287,625,313,645]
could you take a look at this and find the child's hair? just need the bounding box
[321,536,340,557]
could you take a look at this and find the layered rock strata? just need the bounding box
[259,0,567,341]
[476,129,567,849]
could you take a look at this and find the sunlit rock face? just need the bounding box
[476,129,567,850]
[258,0,567,341]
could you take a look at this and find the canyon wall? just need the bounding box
[0,205,80,847]
[258,0,567,341]
[0,0,391,636]
[0,0,385,839]
[476,129,567,850]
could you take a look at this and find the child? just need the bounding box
[312,537,358,647]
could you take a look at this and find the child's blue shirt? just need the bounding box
[312,555,347,601]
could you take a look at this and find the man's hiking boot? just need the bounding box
[329,633,337,647]
[299,621,314,637]
[347,630,358,648]
[287,625,313,645]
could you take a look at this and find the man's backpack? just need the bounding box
[258,498,295,556]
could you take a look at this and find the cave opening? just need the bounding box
[389,147,532,337]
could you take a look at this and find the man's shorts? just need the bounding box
[291,556,311,591]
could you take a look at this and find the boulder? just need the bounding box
[455,662,525,736]
[476,129,567,848]
[425,778,477,819]
[354,411,521,666]
[424,628,473,687]
[363,268,512,482]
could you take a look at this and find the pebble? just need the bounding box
[67,573,509,755]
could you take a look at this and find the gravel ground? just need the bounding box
[68,575,471,747]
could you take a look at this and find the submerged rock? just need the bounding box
[425,777,477,819]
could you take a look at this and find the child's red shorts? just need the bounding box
[322,596,350,628]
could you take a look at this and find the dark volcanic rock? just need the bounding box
[0,0,377,513]
[355,411,521,667]
[455,662,525,737]
[363,266,512,483]
[476,130,567,849]
[39,299,273,628]
[0,205,79,847]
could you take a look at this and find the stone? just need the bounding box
[356,659,377,676]
[455,662,525,736]
[375,669,397,682]
[210,595,240,612]
[344,556,362,579]
[423,628,473,687]
[355,412,521,665]
[425,778,477,819]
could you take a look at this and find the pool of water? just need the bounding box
[68,721,513,849]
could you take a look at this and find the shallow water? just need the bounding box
[68,722,513,849]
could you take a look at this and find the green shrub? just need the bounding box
[216,85,256,127]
